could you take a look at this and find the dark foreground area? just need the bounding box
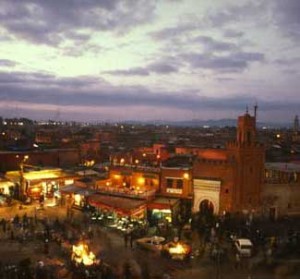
[0,202,299,279]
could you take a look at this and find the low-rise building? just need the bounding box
[263,162,300,219]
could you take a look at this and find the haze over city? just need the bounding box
[0,0,299,123]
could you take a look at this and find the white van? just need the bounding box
[234,238,253,257]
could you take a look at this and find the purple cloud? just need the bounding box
[0,0,156,45]
[223,29,244,38]
[193,36,238,52]
[149,23,195,41]
[182,51,265,72]
[0,70,298,113]
[103,60,179,76]
[0,59,17,67]
[272,0,300,40]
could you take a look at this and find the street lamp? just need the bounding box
[17,155,29,201]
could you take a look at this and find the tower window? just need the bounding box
[247,131,251,143]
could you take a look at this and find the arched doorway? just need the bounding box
[199,199,214,215]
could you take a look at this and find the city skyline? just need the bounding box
[0,0,299,123]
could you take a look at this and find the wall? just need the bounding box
[0,149,80,171]
[263,182,300,217]
[193,159,235,214]
[160,167,193,199]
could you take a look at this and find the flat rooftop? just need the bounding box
[265,162,300,172]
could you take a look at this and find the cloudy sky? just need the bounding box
[0,0,299,123]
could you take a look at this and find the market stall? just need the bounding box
[88,194,147,232]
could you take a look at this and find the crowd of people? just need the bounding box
[1,201,300,278]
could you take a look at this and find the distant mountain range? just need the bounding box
[122,119,292,128]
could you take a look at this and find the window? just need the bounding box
[166,179,173,188]
[176,179,183,189]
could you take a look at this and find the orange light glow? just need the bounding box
[74,194,81,205]
[183,173,189,179]
[137,177,145,185]
[72,243,97,266]
[168,242,190,256]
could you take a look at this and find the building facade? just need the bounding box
[189,111,265,215]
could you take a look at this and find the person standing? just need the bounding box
[123,262,131,279]
[130,231,134,249]
[235,253,241,269]
[124,232,129,248]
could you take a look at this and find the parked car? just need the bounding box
[234,238,253,257]
[136,236,166,253]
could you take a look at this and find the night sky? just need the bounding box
[0,0,299,123]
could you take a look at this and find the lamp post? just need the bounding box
[17,155,29,201]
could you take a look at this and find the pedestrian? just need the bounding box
[10,230,14,240]
[130,231,134,249]
[22,213,28,227]
[124,232,128,248]
[44,239,49,254]
[162,273,171,279]
[2,219,6,234]
[235,253,240,269]
[141,261,150,279]
[123,262,131,279]
[34,207,38,225]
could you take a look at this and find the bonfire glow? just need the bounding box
[168,243,189,255]
[72,243,96,266]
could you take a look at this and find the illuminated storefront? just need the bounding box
[147,197,180,225]
[88,194,146,218]
[5,168,77,204]
[0,179,14,196]
[109,166,160,196]
[60,184,96,209]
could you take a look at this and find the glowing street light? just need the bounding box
[17,155,29,200]
[183,173,189,179]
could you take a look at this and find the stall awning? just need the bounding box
[0,180,14,188]
[147,197,180,210]
[88,194,146,216]
[60,184,96,196]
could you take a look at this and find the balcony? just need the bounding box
[95,185,157,200]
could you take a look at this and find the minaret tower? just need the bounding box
[227,105,264,212]
[237,108,256,145]
[254,103,258,122]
